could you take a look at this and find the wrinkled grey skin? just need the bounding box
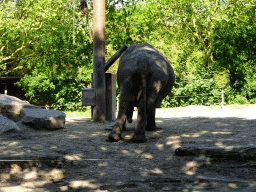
[109,43,175,143]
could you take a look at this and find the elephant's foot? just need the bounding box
[122,124,127,131]
[145,125,158,131]
[108,132,121,142]
[127,117,133,123]
[131,134,147,143]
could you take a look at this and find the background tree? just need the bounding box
[1,0,256,109]
[214,1,256,100]
[1,0,93,110]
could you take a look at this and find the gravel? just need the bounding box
[1,105,256,192]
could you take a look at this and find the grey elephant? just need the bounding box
[109,43,175,143]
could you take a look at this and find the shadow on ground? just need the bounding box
[1,115,256,191]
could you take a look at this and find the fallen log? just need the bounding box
[175,145,256,160]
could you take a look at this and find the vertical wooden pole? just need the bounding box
[105,73,116,121]
[221,89,224,108]
[92,0,106,121]
[4,84,7,95]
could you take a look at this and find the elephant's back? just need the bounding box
[118,43,175,85]
[120,43,170,67]
[120,43,161,63]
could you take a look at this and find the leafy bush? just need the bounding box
[16,70,86,111]
[250,98,256,104]
[15,20,93,111]
[233,95,248,105]
[162,69,221,108]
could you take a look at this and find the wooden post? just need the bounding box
[92,0,106,121]
[4,84,7,95]
[116,97,119,114]
[105,73,116,120]
[221,89,224,108]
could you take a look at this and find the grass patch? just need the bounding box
[64,104,256,118]
[64,106,91,118]
[224,104,256,109]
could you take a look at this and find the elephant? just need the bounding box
[108,43,175,143]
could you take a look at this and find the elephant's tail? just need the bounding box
[141,74,147,117]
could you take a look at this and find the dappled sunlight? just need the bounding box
[44,168,64,182]
[165,136,181,150]
[182,161,198,176]
[10,163,22,174]
[249,182,256,187]
[134,149,143,154]
[155,119,164,123]
[215,141,225,147]
[69,180,99,189]
[23,167,37,180]
[212,131,233,135]
[98,162,108,167]
[64,154,83,161]
[8,141,20,146]
[0,161,64,191]
[153,80,162,93]
[155,143,164,150]
[100,146,107,151]
[181,133,201,138]
[121,149,132,156]
[141,153,153,159]
[67,134,79,139]
[228,183,238,189]
[124,134,132,140]
[89,131,105,137]
[141,167,163,176]
[1,107,256,191]
[50,145,58,149]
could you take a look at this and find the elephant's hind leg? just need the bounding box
[109,119,125,142]
[126,104,134,123]
[145,89,158,131]
[131,99,147,143]
[146,108,158,131]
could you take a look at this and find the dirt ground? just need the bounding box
[1,105,256,192]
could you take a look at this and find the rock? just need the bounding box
[20,108,66,130]
[0,94,66,131]
[0,114,21,134]
[0,94,41,122]
[16,121,31,131]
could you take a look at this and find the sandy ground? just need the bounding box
[0,105,256,192]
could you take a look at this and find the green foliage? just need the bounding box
[250,98,256,104]
[2,0,256,110]
[16,73,85,111]
[214,1,256,98]
[214,69,230,89]
[233,95,248,105]
[0,0,93,111]
[162,69,221,107]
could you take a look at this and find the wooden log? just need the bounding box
[175,145,256,160]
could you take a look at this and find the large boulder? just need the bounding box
[0,114,21,134]
[20,108,66,130]
[0,94,41,122]
[0,94,66,131]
